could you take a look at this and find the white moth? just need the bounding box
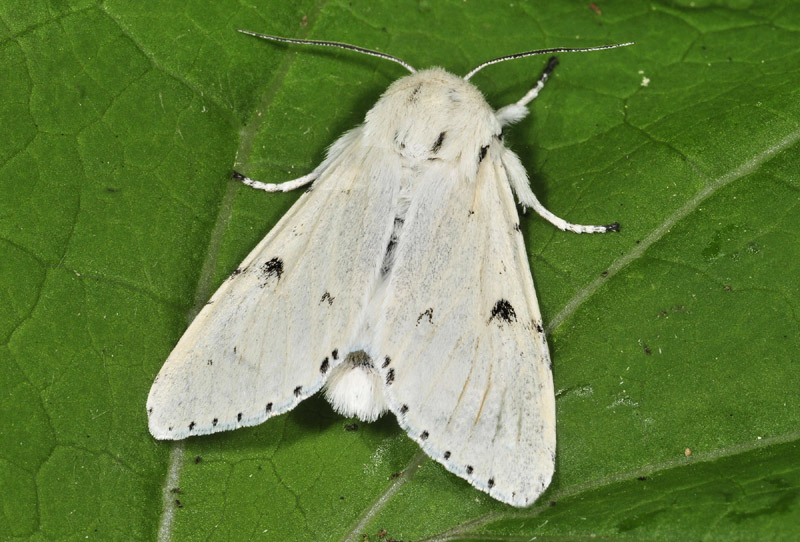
[147,32,632,507]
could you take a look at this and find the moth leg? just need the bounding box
[523,191,619,234]
[515,56,559,108]
[502,150,619,234]
[231,170,317,193]
[495,57,559,126]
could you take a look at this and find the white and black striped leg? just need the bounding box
[516,56,559,108]
[525,199,619,234]
[495,56,560,125]
[518,189,619,234]
[232,170,317,193]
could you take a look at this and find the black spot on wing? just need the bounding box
[488,478,495,488]
[229,267,244,279]
[466,465,474,475]
[514,223,521,232]
[212,418,218,426]
[416,308,434,325]
[294,386,303,397]
[489,299,517,324]
[237,412,242,422]
[400,404,408,414]
[382,356,391,368]
[420,430,429,440]
[320,292,335,305]
[332,349,339,360]
[386,368,395,385]
[431,131,446,153]
[188,421,195,431]
[260,257,283,286]
[266,402,273,413]
[443,451,451,460]
[380,217,405,275]
[320,357,329,374]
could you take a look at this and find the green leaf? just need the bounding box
[2,1,798,540]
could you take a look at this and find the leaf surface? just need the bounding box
[1,1,798,540]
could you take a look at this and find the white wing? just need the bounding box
[371,145,554,507]
[147,129,400,439]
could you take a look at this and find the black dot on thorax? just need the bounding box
[431,131,446,153]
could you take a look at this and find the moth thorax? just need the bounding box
[366,67,500,163]
[323,350,387,422]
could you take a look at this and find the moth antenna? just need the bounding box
[238,30,417,74]
[463,42,634,81]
